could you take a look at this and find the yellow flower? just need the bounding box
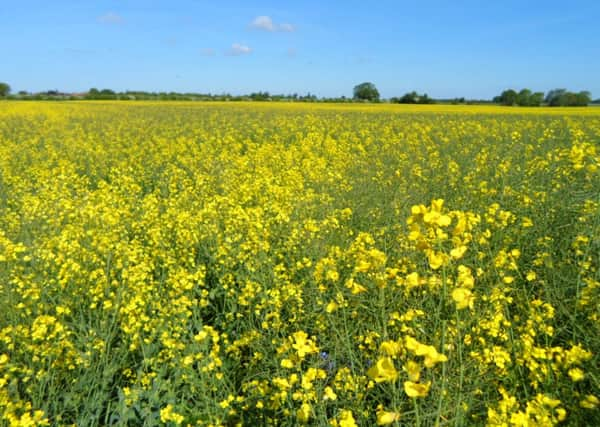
[367,357,399,383]
[160,404,184,425]
[450,245,467,259]
[323,386,337,401]
[297,403,312,423]
[580,394,599,409]
[404,381,431,398]
[338,410,358,427]
[281,358,294,369]
[326,301,339,313]
[326,269,340,281]
[291,331,318,359]
[457,265,475,288]
[568,367,585,382]
[405,272,420,288]
[423,200,451,227]
[404,360,421,382]
[405,336,447,367]
[431,199,445,212]
[452,287,474,310]
[376,405,401,425]
[379,340,402,356]
[522,217,534,227]
[426,250,447,270]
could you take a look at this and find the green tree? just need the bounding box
[574,91,591,106]
[498,89,518,106]
[391,91,434,104]
[546,89,591,107]
[395,91,418,104]
[530,92,545,106]
[419,93,434,104]
[517,89,532,106]
[353,82,380,102]
[545,89,567,106]
[86,88,100,99]
[0,82,10,97]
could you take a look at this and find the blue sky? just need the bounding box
[1,0,599,98]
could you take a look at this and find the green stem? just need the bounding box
[413,397,421,427]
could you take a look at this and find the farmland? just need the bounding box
[0,101,599,426]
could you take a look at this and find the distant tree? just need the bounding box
[391,91,434,104]
[517,89,532,106]
[0,82,10,97]
[249,91,271,101]
[530,92,545,106]
[393,91,417,104]
[545,89,568,106]
[495,89,544,106]
[498,89,518,106]
[420,93,434,104]
[574,91,591,106]
[86,88,100,99]
[353,82,380,102]
[546,89,591,106]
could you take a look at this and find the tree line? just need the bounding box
[1,81,596,105]
[494,88,593,107]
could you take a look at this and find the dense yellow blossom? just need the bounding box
[0,101,598,426]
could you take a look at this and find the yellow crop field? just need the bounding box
[0,101,599,426]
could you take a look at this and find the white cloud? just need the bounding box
[98,12,124,25]
[251,16,275,31]
[227,43,252,56]
[250,16,296,32]
[200,48,216,56]
[278,23,296,32]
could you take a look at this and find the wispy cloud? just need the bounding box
[200,48,216,57]
[227,43,252,56]
[98,12,124,25]
[250,16,295,32]
[278,23,295,32]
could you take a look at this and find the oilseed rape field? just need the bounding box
[0,101,599,426]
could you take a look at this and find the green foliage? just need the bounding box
[0,82,10,97]
[391,91,435,104]
[85,88,118,100]
[353,82,380,102]
[495,88,577,107]
[515,89,545,106]
[529,91,545,106]
[495,89,518,106]
[546,89,591,107]
[249,91,271,101]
